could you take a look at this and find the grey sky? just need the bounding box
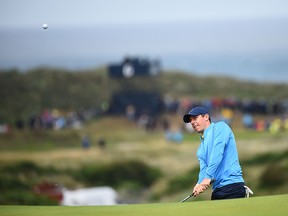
[1,0,288,83]
[1,0,288,29]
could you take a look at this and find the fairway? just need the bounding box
[0,194,287,216]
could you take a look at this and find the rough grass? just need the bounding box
[0,194,287,216]
[0,115,288,203]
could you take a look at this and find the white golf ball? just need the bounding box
[42,24,48,29]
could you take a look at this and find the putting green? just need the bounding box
[0,194,287,216]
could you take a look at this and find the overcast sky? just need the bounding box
[1,0,288,82]
[1,0,288,29]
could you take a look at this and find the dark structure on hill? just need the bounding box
[107,57,163,118]
[108,57,161,78]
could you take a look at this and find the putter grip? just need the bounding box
[192,179,215,196]
[181,179,216,202]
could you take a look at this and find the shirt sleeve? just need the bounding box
[197,157,207,184]
[205,122,230,179]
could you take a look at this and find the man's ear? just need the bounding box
[205,114,210,121]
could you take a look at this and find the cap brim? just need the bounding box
[183,114,192,123]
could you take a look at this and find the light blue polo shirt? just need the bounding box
[196,121,244,189]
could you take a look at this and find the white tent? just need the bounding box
[61,186,118,206]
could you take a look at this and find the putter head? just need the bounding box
[244,185,254,198]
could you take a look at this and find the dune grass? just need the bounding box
[0,116,288,204]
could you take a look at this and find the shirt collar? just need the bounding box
[199,122,214,141]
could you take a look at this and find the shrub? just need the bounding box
[0,161,60,205]
[0,190,58,205]
[242,151,288,166]
[73,160,162,188]
[259,164,288,188]
[164,167,199,195]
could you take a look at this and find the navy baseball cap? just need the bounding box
[183,107,209,123]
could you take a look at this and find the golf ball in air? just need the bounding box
[42,24,48,29]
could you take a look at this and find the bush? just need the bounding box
[0,161,60,205]
[73,160,162,188]
[164,167,199,195]
[0,190,58,205]
[242,151,288,166]
[0,160,161,205]
[259,164,288,188]
[0,176,30,191]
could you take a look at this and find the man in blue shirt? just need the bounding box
[183,106,246,200]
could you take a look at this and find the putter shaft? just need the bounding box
[180,194,193,202]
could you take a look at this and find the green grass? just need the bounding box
[1,116,288,204]
[0,194,287,216]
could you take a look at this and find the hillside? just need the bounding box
[1,67,288,124]
[0,66,287,205]
[0,115,288,205]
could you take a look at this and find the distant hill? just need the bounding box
[0,67,288,123]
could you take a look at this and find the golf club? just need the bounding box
[180,179,215,203]
[180,193,195,203]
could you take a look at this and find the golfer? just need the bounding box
[183,106,246,200]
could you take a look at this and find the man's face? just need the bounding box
[189,114,209,133]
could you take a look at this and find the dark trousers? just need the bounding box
[211,182,246,200]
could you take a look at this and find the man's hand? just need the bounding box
[192,178,213,197]
[201,178,213,189]
[192,184,205,196]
